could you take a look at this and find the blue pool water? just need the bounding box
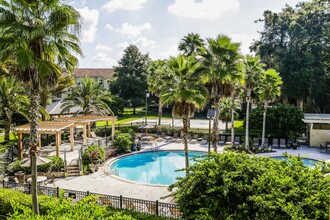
[271,156,319,167]
[110,151,205,185]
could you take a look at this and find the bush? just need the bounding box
[82,145,106,166]
[169,152,330,220]
[248,104,305,137]
[113,133,132,154]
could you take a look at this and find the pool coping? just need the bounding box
[103,149,207,187]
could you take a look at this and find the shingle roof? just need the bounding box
[72,68,114,79]
[46,100,82,115]
[303,114,330,123]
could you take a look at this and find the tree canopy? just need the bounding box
[252,0,330,112]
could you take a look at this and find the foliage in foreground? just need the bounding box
[0,189,169,220]
[169,152,330,220]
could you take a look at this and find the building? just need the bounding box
[303,114,330,147]
[73,68,114,90]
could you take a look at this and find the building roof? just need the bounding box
[73,68,114,79]
[46,100,82,115]
[55,115,116,123]
[303,114,330,124]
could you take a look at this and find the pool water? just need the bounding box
[271,156,319,167]
[110,151,205,185]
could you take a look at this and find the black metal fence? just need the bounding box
[1,181,182,219]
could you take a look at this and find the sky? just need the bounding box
[68,0,302,68]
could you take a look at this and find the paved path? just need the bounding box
[53,140,329,203]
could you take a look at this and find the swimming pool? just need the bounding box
[271,156,319,167]
[109,151,205,185]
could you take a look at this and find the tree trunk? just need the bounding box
[4,114,11,143]
[245,89,251,150]
[231,95,235,145]
[133,105,136,115]
[158,100,163,126]
[182,118,189,176]
[172,117,174,127]
[261,102,268,148]
[225,121,228,131]
[40,95,47,121]
[29,89,40,214]
[212,100,220,153]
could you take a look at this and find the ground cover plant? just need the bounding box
[169,152,330,220]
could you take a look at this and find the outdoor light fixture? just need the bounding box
[207,109,216,156]
[145,91,150,125]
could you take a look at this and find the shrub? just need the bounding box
[169,152,330,220]
[82,145,106,166]
[113,133,132,154]
[248,104,305,137]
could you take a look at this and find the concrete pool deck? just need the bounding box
[53,141,330,203]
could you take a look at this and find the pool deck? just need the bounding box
[53,141,330,203]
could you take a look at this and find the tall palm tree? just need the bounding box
[161,55,207,175]
[219,97,239,132]
[178,33,205,56]
[0,77,29,142]
[201,35,242,152]
[243,56,265,150]
[0,0,82,214]
[61,76,113,116]
[257,69,282,147]
[147,59,169,125]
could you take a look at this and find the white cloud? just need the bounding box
[92,52,117,67]
[103,0,147,13]
[77,7,99,43]
[168,0,240,20]
[95,44,113,53]
[115,22,151,38]
[104,24,114,31]
[229,33,260,55]
[117,42,129,49]
[158,44,179,59]
[134,37,157,48]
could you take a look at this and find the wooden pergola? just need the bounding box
[12,121,76,160]
[54,115,117,145]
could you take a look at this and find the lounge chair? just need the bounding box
[100,197,114,207]
[263,138,269,147]
[190,134,198,144]
[279,139,286,148]
[252,138,260,147]
[161,132,172,141]
[272,139,279,148]
[174,133,183,143]
[225,136,232,145]
[169,206,182,218]
[201,135,209,145]
[124,200,136,210]
[234,136,240,145]
[146,203,157,214]
[218,135,226,145]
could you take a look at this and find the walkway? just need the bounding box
[53,141,329,203]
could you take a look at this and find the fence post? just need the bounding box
[28,183,31,194]
[156,200,159,216]
[120,195,123,209]
[56,187,59,198]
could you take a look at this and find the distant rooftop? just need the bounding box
[73,68,114,79]
[46,99,82,115]
[303,114,330,124]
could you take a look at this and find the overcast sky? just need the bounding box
[68,0,302,68]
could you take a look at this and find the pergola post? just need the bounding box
[83,123,87,145]
[18,133,23,160]
[88,122,91,138]
[70,126,74,151]
[38,133,42,149]
[55,132,60,157]
[111,118,115,140]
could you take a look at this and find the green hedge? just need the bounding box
[0,189,172,220]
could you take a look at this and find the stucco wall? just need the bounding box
[310,129,330,147]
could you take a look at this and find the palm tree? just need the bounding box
[257,69,282,147]
[161,55,207,175]
[178,33,205,56]
[0,77,29,143]
[201,35,242,152]
[219,97,239,132]
[40,75,75,120]
[61,76,113,116]
[243,56,265,150]
[0,0,82,214]
[147,59,169,125]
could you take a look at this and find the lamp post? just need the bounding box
[145,91,150,125]
[207,109,216,156]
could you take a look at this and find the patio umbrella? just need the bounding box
[21,156,51,167]
[138,124,155,135]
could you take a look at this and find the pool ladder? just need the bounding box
[105,165,119,176]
